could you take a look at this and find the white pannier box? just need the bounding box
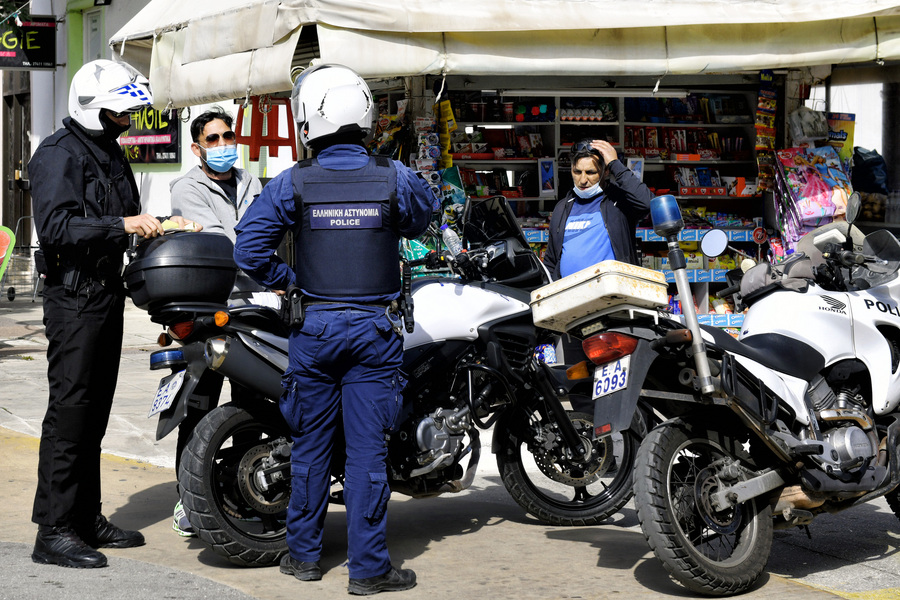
[531,260,668,333]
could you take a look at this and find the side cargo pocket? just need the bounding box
[290,462,311,514]
[364,471,390,523]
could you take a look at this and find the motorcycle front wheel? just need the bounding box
[497,410,637,526]
[179,403,291,567]
[634,417,773,596]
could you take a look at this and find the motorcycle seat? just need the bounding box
[701,325,825,381]
[229,304,291,337]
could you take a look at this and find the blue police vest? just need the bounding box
[291,156,400,297]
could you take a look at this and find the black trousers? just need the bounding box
[32,281,125,527]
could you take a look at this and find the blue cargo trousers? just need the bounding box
[280,304,403,579]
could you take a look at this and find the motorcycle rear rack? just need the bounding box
[720,353,783,427]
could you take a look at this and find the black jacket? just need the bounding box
[542,159,653,280]
[29,117,140,272]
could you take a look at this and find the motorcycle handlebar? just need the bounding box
[837,250,866,267]
[716,283,741,299]
[406,248,489,279]
[407,250,447,270]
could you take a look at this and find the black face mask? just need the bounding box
[99,110,131,138]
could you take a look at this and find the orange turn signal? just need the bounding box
[214,311,230,327]
[566,360,591,381]
[157,332,172,347]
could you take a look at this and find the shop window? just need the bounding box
[84,10,103,62]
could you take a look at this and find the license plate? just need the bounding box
[149,370,186,417]
[592,357,630,400]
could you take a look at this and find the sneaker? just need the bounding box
[172,501,196,538]
[280,553,322,581]
[348,566,416,595]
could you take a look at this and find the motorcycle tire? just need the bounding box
[179,402,291,567]
[497,410,637,526]
[634,417,773,596]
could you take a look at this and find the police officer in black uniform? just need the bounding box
[29,59,198,568]
[233,64,435,595]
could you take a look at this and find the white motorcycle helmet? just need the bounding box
[291,64,374,148]
[68,59,153,135]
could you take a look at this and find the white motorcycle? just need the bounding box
[132,195,639,566]
[532,193,900,595]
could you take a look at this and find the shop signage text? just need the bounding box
[120,107,181,164]
[0,15,56,71]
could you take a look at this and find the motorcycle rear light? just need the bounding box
[214,311,230,327]
[168,321,194,340]
[566,360,591,380]
[157,332,172,347]
[582,333,638,365]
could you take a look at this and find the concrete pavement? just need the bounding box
[0,296,849,599]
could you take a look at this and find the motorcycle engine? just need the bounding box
[806,375,878,472]
[820,425,874,466]
[411,407,471,476]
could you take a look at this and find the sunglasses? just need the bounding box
[110,108,141,118]
[572,140,597,154]
[202,131,237,144]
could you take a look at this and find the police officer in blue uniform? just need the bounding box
[233,64,435,595]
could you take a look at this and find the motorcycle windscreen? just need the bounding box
[853,229,900,287]
[462,195,549,288]
[463,195,530,249]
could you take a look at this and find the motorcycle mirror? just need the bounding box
[845,192,861,225]
[700,229,729,257]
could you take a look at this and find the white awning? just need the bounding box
[109,0,900,108]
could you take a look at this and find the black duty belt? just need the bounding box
[304,300,393,309]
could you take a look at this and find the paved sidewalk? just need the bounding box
[0,297,840,600]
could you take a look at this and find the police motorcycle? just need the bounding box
[126,195,638,567]
[531,192,900,596]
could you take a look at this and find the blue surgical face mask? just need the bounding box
[203,145,239,173]
[573,182,603,199]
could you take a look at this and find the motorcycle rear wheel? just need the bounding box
[634,417,773,596]
[179,403,291,566]
[497,410,636,526]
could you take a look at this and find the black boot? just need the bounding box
[280,553,323,581]
[348,566,416,595]
[81,514,145,549]
[32,525,108,568]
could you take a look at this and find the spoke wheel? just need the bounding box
[179,403,291,566]
[497,410,636,526]
[634,417,773,596]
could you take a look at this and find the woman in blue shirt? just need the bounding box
[543,139,653,280]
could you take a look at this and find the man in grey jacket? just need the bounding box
[168,107,264,536]
[171,107,262,243]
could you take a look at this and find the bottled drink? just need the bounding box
[441,224,464,257]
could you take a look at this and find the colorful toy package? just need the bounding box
[776,146,852,227]
[826,112,855,171]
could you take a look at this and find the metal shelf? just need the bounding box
[623,121,752,128]
[636,228,756,242]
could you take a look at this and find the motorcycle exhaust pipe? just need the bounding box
[773,485,827,512]
[205,336,284,400]
[438,440,482,494]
